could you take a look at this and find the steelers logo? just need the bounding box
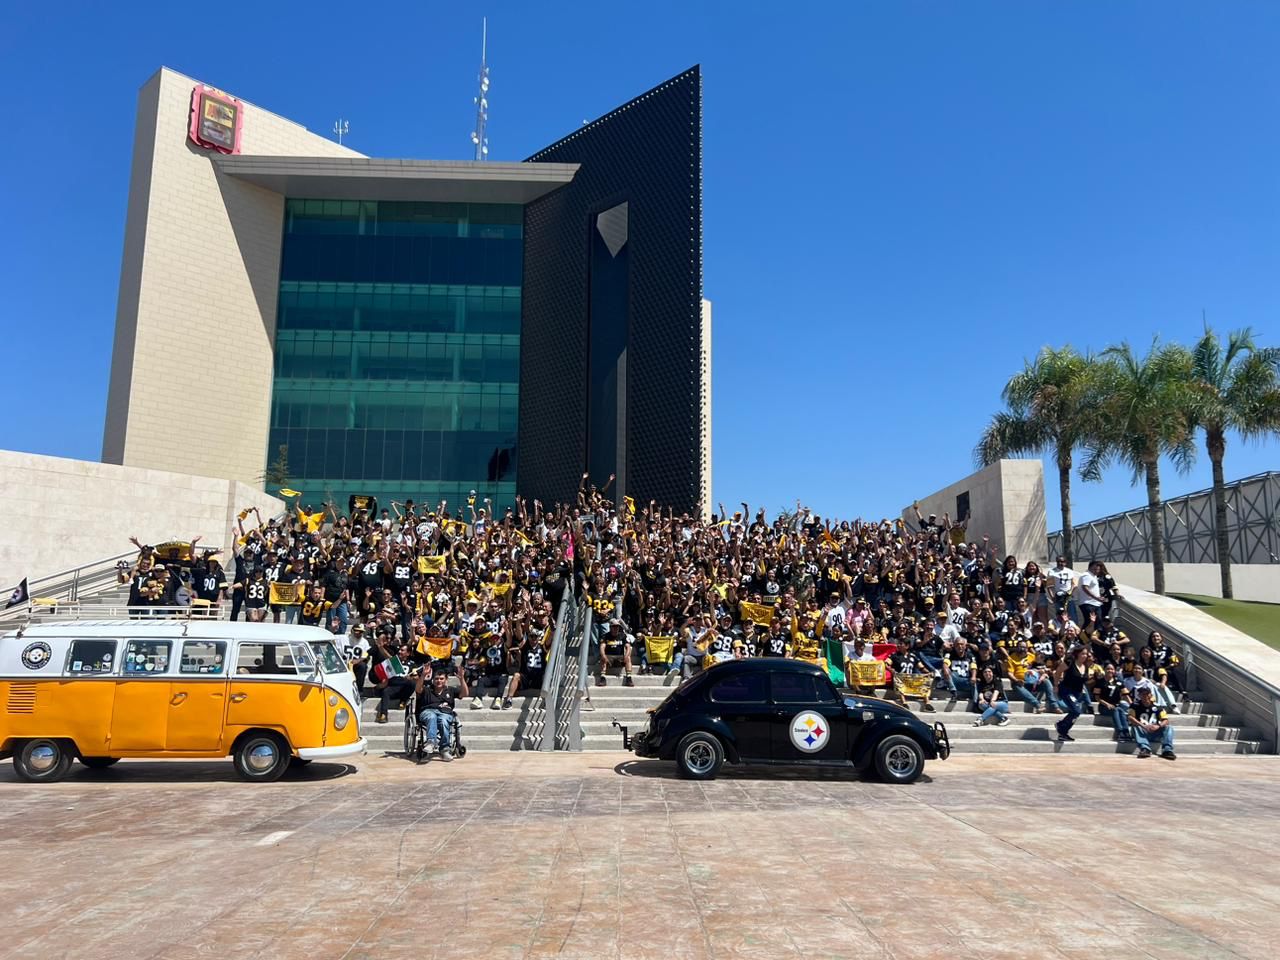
[789,711,830,752]
[21,641,52,670]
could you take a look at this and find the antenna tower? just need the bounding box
[470,18,490,160]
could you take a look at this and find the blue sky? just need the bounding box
[2,1,1277,532]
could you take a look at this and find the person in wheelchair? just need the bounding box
[413,667,458,761]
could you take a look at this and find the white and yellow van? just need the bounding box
[0,620,365,782]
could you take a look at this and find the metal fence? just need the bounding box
[1048,471,1280,565]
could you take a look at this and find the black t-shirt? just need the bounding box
[422,685,455,712]
[322,568,348,602]
[481,641,507,676]
[193,564,224,601]
[358,559,383,589]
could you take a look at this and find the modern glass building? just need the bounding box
[103,65,710,516]
[270,200,522,509]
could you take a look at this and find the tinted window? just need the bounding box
[181,641,227,675]
[709,673,767,703]
[124,640,172,675]
[66,640,118,676]
[815,677,841,703]
[771,673,818,703]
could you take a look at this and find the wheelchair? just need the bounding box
[402,690,467,764]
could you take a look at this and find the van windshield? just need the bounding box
[309,641,345,675]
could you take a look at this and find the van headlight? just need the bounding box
[334,708,350,731]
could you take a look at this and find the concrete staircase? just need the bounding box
[359,670,1262,756]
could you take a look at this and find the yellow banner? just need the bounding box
[269,582,302,605]
[894,674,934,699]
[417,637,453,660]
[847,660,886,686]
[487,582,513,597]
[624,495,636,517]
[444,519,470,537]
[739,601,774,626]
[644,635,675,664]
[514,529,534,546]
[417,555,447,575]
[278,488,302,499]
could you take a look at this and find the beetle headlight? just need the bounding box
[334,707,350,731]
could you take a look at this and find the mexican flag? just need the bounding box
[822,635,846,687]
[372,657,405,683]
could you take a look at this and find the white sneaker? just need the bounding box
[440,748,454,761]
[971,719,983,727]
[490,697,501,710]
[470,698,483,710]
[997,716,1011,727]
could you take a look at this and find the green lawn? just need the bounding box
[1171,593,1280,653]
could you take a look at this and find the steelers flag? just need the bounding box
[4,577,29,609]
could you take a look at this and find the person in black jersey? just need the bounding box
[244,568,269,622]
[1054,644,1091,743]
[1129,687,1176,759]
[1092,662,1131,742]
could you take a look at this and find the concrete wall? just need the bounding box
[1107,562,1279,604]
[903,459,1047,562]
[102,67,362,486]
[0,450,283,590]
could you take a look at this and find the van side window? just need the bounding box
[235,643,300,676]
[180,641,227,675]
[66,640,119,676]
[124,640,171,675]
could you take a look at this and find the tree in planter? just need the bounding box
[974,346,1105,566]
[1188,327,1280,599]
[1085,341,1197,596]
[261,444,290,489]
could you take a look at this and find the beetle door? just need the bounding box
[769,672,849,763]
[706,672,772,760]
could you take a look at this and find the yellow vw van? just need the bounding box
[0,620,365,782]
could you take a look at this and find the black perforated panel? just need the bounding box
[518,66,704,513]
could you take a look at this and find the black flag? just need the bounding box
[4,577,29,609]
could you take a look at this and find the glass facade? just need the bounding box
[268,199,522,510]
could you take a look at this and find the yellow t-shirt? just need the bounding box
[1005,652,1036,682]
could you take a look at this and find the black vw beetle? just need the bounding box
[614,658,949,783]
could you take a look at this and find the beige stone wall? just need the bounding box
[0,450,283,589]
[1106,562,1280,604]
[903,459,1048,563]
[102,66,362,486]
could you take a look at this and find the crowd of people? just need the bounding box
[116,479,1185,760]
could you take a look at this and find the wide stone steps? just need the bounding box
[356,672,1263,757]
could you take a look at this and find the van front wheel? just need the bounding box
[233,733,290,783]
[14,739,74,783]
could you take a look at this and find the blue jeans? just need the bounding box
[1131,723,1174,753]
[950,676,976,705]
[1106,704,1130,737]
[418,708,455,746]
[327,601,349,632]
[980,700,1009,723]
[1020,677,1064,711]
[669,651,684,673]
[1056,692,1084,734]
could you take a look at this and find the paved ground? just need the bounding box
[1,752,1279,960]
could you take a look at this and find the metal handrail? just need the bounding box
[2,603,232,627]
[567,602,594,751]
[1120,604,1280,753]
[535,591,574,752]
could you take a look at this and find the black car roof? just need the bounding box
[681,657,827,690]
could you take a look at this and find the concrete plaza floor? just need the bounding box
[1,751,1278,960]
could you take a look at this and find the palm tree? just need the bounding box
[1188,327,1280,599]
[1085,340,1197,595]
[975,346,1104,566]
